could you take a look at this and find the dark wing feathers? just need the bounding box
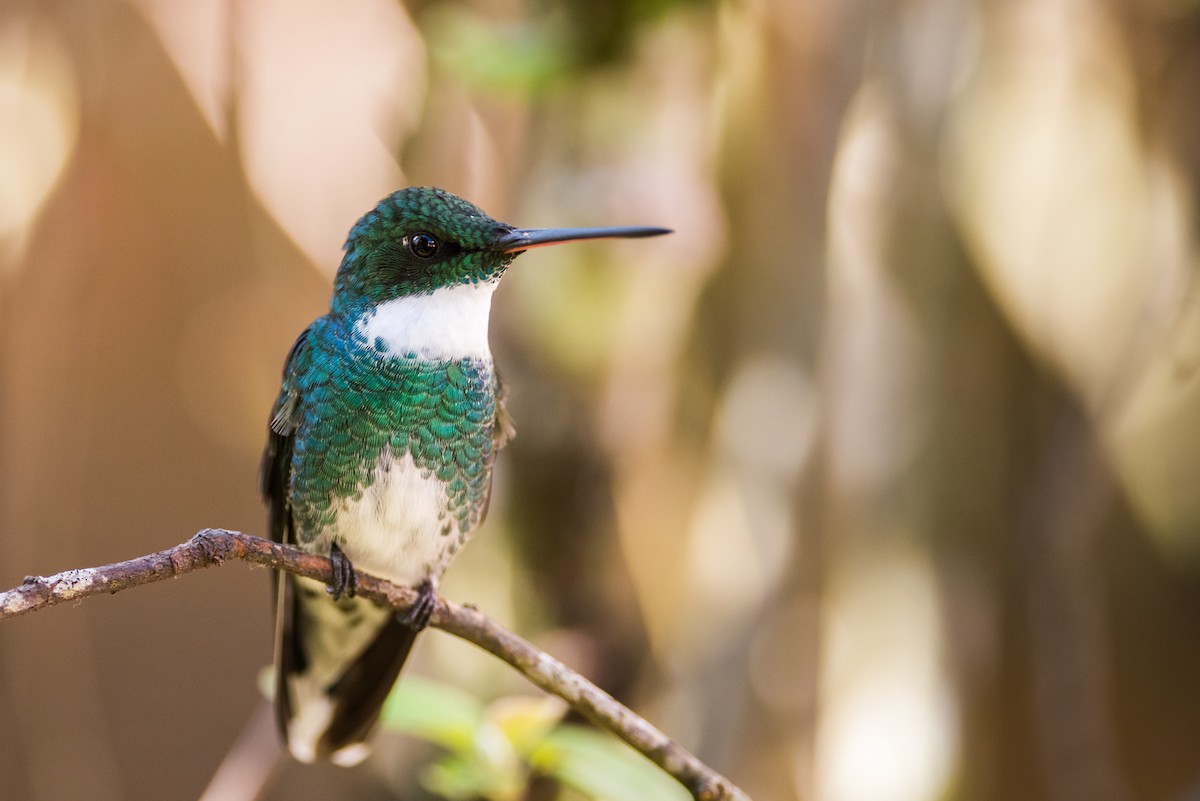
[262,328,311,740]
[260,328,310,546]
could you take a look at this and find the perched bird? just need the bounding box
[261,186,670,765]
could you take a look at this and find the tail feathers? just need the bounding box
[275,576,418,765]
[319,614,417,757]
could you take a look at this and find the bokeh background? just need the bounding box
[3,0,1200,800]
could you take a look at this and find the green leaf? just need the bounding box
[485,695,569,757]
[379,676,485,752]
[420,753,526,801]
[531,725,691,801]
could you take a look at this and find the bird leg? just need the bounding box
[401,579,436,631]
[326,542,358,600]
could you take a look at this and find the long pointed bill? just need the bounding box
[493,225,672,253]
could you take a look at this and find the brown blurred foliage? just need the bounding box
[2,1,1199,800]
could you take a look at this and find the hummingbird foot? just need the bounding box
[326,542,358,600]
[401,579,436,632]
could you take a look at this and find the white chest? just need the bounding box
[331,451,462,586]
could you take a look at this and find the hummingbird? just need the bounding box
[260,186,670,765]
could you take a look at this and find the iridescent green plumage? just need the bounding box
[278,315,499,539]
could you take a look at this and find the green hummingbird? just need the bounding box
[260,186,670,765]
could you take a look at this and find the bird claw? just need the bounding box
[326,543,357,600]
[401,580,436,631]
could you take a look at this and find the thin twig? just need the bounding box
[0,529,750,801]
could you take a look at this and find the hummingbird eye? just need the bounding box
[407,231,440,259]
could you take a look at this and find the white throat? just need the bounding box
[356,281,497,360]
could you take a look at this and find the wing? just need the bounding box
[260,327,312,740]
[260,328,311,546]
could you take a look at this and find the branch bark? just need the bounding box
[0,529,750,801]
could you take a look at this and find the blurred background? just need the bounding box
[2,0,1200,800]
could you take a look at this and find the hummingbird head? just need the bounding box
[332,187,514,314]
[329,186,670,359]
[332,186,671,314]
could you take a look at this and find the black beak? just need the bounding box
[493,225,672,254]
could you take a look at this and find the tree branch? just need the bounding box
[0,529,750,801]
